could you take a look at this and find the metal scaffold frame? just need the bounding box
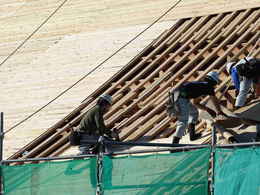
[1,114,260,195]
[0,112,3,195]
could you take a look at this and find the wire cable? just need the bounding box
[4,0,183,134]
[0,0,69,68]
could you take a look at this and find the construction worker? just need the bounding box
[225,57,260,109]
[226,57,260,141]
[77,94,119,154]
[171,71,226,144]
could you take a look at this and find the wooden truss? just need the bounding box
[8,7,260,160]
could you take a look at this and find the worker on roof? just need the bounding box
[226,56,260,108]
[225,56,260,141]
[169,71,226,144]
[77,94,119,154]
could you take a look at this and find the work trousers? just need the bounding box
[235,77,253,107]
[173,97,199,138]
[79,134,100,155]
[78,134,112,154]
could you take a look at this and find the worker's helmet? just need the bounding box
[226,62,235,74]
[99,94,113,105]
[206,71,220,84]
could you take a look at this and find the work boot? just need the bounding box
[189,124,202,141]
[170,137,181,153]
[228,136,238,144]
[172,136,180,144]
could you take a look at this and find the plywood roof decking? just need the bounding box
[8,7,260,160]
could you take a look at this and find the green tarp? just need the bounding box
[214,147,260,195]
[103,148,210,195]
[2,158,97,195]
[1,148,210,195]
[3,147,260,195]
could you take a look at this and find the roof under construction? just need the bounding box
[8,7,260,160]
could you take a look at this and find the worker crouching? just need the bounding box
[76,94,119,154]
[168,71,226,144]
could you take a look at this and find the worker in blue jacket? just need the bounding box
[225,57,255,108]
[226,56,260,141]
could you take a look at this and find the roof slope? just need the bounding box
[8,7,260,160]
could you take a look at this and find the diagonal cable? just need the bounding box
[0,0,69,68]
[4,0,183,134]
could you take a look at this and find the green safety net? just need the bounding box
[2,158,97,195]
[214,147,260,195]
[103,148,210,195]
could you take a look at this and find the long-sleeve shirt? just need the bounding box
[79,105,111,136]
[229,57,255,91]
[230,66,240,91]
[179,81,215,99]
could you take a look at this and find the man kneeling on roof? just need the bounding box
[77,94,119,154]
[225,56,260,141]
[225,56,260,109]
[169,71,226,144]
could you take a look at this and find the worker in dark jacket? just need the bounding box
[171,71,226,144]
[226,57,260,141]
[78,94,118,154]
[225,57,260,108]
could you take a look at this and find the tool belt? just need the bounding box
[69,128,81,146]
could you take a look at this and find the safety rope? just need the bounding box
[0,0,69,68]
[4,0,183,135]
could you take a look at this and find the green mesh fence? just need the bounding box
[2,158,97,195]
[103,148,211,195]
[214,147,260,195]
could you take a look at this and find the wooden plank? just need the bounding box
[119,117,144,140]
[120,10,258,141]
[15,100,100,159]
[180,16,211,43]
[125,113,163,141]
[50,142,70,157]
[237,9,259,35]
[194,14,225,42]
[36,133,70,157]
[152,30,169,48]
[109,19,200,105]
[106,91,138,119]
[85,36,158,100]
[196,23,259,82]
[166,17,199,46]
[208,11,239,40]
[234,99,260,122]
[105,20,205,118]
[143,117,171,139]
[103,21,188,98]
[141,11,243,106]
[7,99,94,160]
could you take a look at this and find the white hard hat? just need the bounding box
[99,94,113,105]
[206,71,220,84]
[226,62,235,74]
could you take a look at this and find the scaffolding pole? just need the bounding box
[0,112,4,195]
[3,140,260,164]
[96,137,105,195]
[210,125,217,195]
[81,139,204,147]
[2,154,96,164]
